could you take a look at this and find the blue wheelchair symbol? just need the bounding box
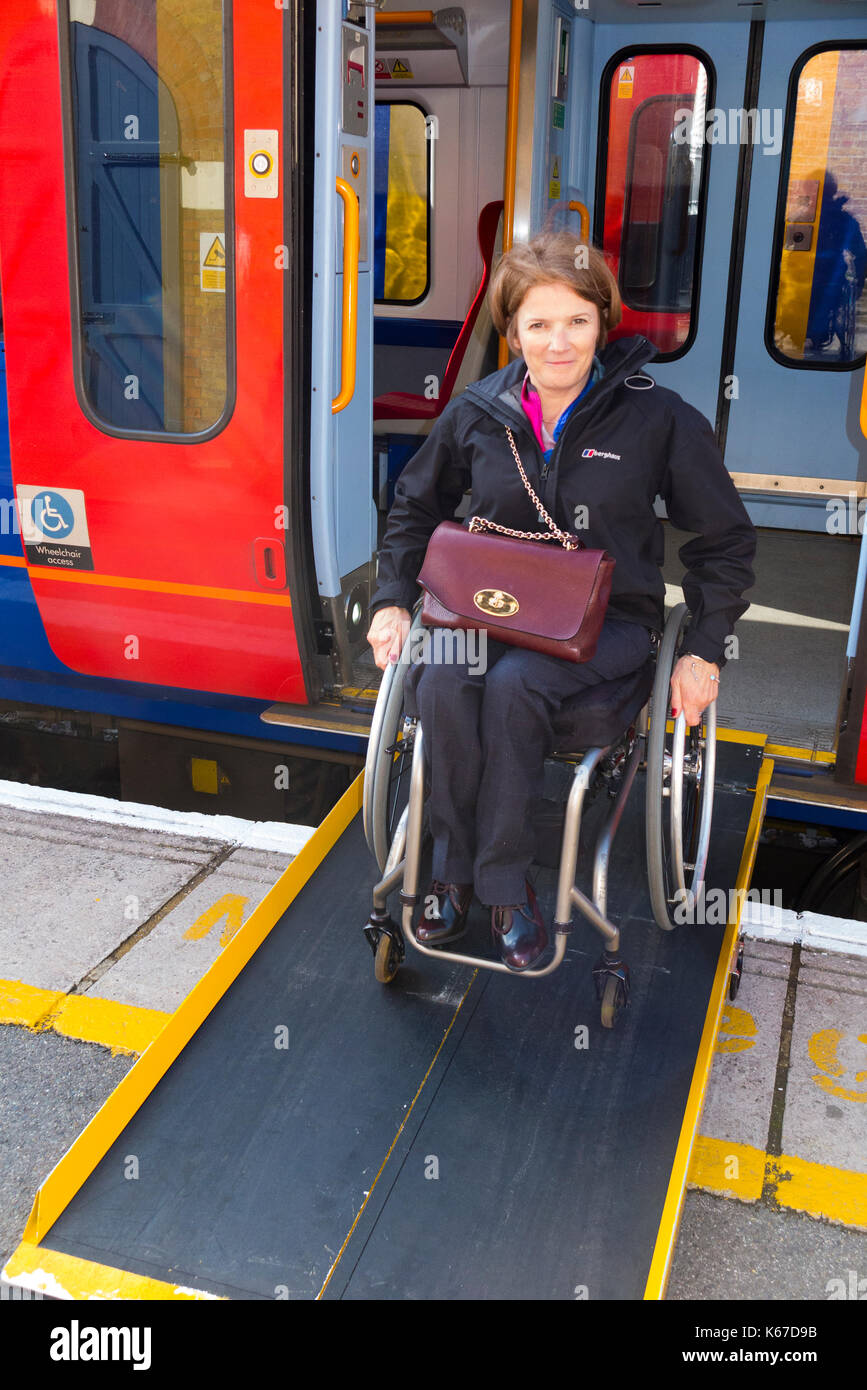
[31,491,75,540]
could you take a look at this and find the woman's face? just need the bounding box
[512,283,600,401]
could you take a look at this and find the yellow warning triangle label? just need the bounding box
[391,57,412,75]
[552,158,560,180]
[203,236,225,268]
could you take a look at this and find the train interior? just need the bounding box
[364,0,867,782]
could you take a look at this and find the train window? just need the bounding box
[62,0,231,436]
[769,46,867,369]
[596,50,712,359]
[374,102,430,305]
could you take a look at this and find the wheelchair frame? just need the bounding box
[363,603,717,1027]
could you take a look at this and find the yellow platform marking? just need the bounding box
[689,1135,766,1201]
[808,1027,867,1103]
[643,751,775,1300]
[689,1136,867,1230]
[51,995,169,1056]
[716,1004,757,1054]
[0,978,169,1055]
[184,893,249,947]
[0,979,65,1029]
[2,1243,224,1300]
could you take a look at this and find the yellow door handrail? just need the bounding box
[861,363,867,442]
[333,177,359,414]
[375,10,435,23]
[498,0,523,367]
[568,200,590,245]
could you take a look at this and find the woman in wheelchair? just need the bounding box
[367,232,755,972]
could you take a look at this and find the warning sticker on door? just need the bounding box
[16,485,94,571]
[549,157,561,201]
[200,232,226,293]
[617,64,634,98]
[375,56,414,80]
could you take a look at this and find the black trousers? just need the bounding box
[405,617,653,906]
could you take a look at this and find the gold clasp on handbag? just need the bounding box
[473,588,519,616]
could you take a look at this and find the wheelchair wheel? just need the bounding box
[646,603,717,932]
[363,606,425,874]
[374,930,402,984]
[600,975,627,1029]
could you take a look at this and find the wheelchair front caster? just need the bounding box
[728,942,744,1001]
[374,932,403,983]
[599,975,627,1029]
[593,951,630,1029]
[364,911,405,984]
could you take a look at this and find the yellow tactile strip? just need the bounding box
[0,978,170,1056]
[689,1135,867,1230]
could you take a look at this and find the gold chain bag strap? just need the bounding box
[468,427,582,548]
[416,428,616,663]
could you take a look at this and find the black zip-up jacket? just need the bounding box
[370,335,756,667]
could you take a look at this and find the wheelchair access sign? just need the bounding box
[16,485,94,570]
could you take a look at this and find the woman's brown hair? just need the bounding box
[488,231,623,352]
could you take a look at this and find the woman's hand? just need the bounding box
[367,606,412,671]
[670,654,720,729]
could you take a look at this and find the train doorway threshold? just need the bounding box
[2,734,770,1301]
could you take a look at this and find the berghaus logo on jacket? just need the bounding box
[582,447,622,460]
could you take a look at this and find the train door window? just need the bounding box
[374,102,431,304]
[769,45,867,369]
[62,0,231,436]
[596,50,712,358]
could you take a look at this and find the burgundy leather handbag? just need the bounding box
[417,427,615,663]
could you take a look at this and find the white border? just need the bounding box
[0,780,314,855]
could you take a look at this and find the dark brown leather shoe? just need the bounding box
[491,880,548,971]
[416,880,473,945]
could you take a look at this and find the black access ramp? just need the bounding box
[33,740,763,1300]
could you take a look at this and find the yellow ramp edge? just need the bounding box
[643,749,775,1299]
[2,1244,224,1300]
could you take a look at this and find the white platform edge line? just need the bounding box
[0,779,316,855]
[740,900,867,959]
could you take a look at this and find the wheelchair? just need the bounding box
[362,602,716,1027]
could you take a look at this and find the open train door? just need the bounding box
[304,4,377,693]
[0,0,355,708]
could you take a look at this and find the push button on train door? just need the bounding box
[244,130,278,198]
[250,150,272,178]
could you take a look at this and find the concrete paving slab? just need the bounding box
[782,948,867,1174]
[92,847,293,1013]
[700,939,788,1154]
[0,806,223,992]
[668,1188,867,1301]
[0,1025,134,1276]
